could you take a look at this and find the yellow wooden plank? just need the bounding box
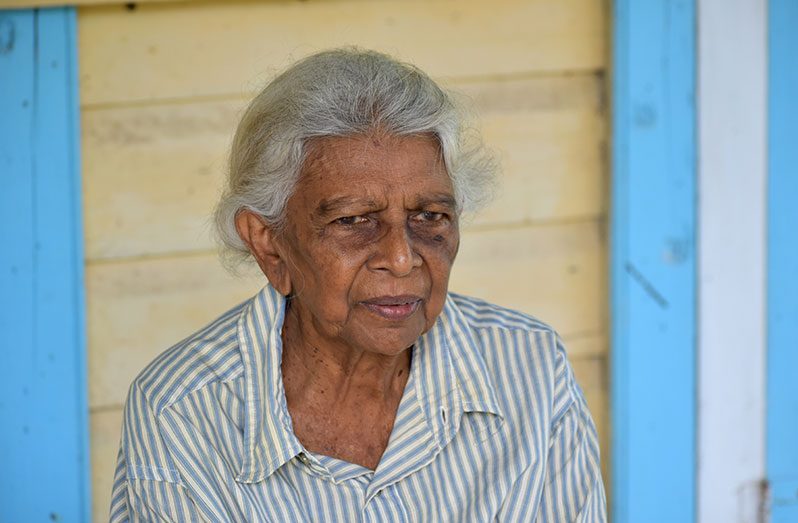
[81,98,242,260]
[571,356,604,391]
[461,74,606,228]
[87,220,603,408]
[562,332,606,359]
[90,408,123,523]
[450,221,605,337]
[77,0,606,106]
[86,253,264,409]
[472,107,604,228]
[82,74,604,260]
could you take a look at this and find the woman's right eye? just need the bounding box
[334,215,368,226]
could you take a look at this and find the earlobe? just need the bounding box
[234,210,293,296]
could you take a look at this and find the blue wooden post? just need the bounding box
[611,1,696,521]
[768,0,798,520]
[0,7,90,521]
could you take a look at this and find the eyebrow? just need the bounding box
[413,193,457,210]
[315,196,380,217]
[314,192,457,218]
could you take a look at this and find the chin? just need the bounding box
[372,338,418,356]
[347,307,428,355]
[358,329,421,356]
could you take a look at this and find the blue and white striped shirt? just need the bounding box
[110,285,605,522]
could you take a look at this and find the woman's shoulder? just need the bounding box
[125,296,251,416]
[446,293,588,436]
[447,292,557,335]
[447,292,574,397]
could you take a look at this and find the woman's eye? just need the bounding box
[334,215,368,226]
[414,211,445,223]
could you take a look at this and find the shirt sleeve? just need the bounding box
[110,445,204,523]
[109,382,205,522]
[536,338,606,522]
[496,335,607,522]
[535,392,607,522]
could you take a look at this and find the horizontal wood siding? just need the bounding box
[79,1,607,520]
[83,75,605,260]
[78,0,604,106]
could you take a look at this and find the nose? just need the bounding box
[368,224,422,277]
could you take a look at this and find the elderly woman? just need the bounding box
[110,49,606,522]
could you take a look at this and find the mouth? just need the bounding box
[361,295,422,321]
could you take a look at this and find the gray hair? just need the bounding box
[214,48,497,267]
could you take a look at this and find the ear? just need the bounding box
[235,210,293,296]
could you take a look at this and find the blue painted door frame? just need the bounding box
[611,1,696,521]
[0,7,90,521]
[768,0,798,520]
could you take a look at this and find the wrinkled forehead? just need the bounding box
[302,132,447,173]
[291,134,455,212]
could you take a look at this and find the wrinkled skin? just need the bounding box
[235,133,460,468]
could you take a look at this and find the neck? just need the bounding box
[280,303,412,408]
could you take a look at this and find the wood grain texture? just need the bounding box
[77,0,605,106]
[82,74,604,260]
[565,333,606,359]
[451,221,605,336]
[81,99,240,260]
[86,254,264,409]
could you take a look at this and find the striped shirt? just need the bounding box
[110,285,606,522]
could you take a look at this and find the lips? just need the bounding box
[361,295,422,321]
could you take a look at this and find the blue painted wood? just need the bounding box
[611,1,696,522]
[768,0,798,521]
[0,7,89,521]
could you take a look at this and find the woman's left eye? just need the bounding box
[413,211,445,223]
[334,215,369,226]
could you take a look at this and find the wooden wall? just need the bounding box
[78,1,608,519]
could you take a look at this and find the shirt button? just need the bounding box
[298,453,310,465]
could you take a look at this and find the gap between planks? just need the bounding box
[84,215,606,266]
[80,68,606,112]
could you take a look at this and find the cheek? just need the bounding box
[412,228,459,272]
[282,237,358,304]
[415,231,459,325]
[300,241,370,300]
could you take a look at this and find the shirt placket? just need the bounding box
[363,484,410,523]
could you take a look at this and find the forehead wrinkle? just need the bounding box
[300,134,453,216]
[411,192,457,210]
[315,195,380,216]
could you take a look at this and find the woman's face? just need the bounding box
[272,133,459,357]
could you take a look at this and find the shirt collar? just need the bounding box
[414,294,504,447]
[234,286,503,483]
[235,285,302,483]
